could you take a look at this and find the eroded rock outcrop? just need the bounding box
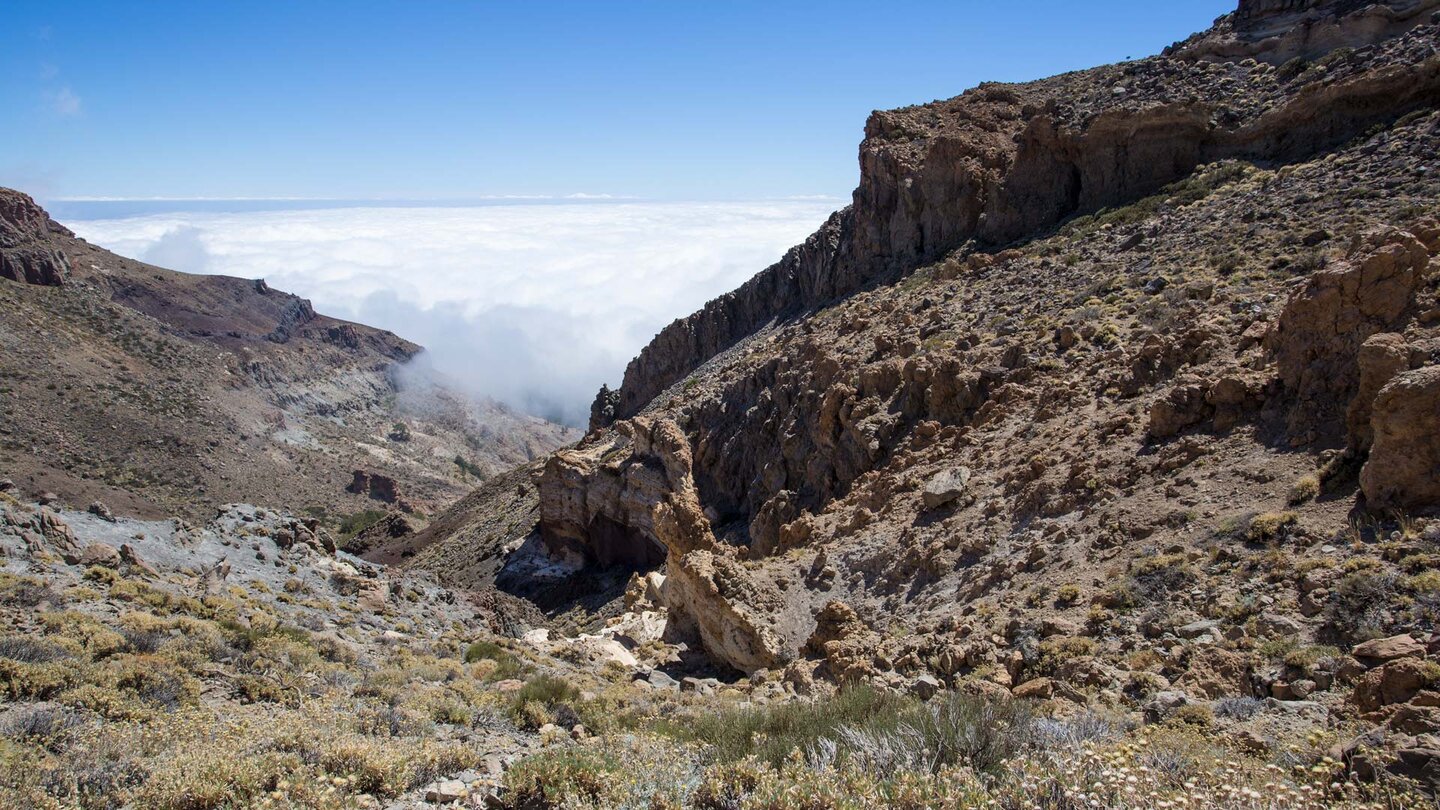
[1267,226,1432,444]
[506,0,1440,689]
[347,471,418,514]
[1262,219,1440,508]
[1174,0,1440,64]
[1362,366,1440,509]
[539,416,788,672]
[0,189,72,286]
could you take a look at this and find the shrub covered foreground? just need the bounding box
[502,689,1428,810]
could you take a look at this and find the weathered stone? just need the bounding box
[118,544,157,577]
[1175,647,1253,699]
[639,669,680,691]
[1013,677,1054,700]
[1232,728,1273,754]
[1254,612,1303,638]
[1352,634,1424,665]
[1361,366,1440,510]
[909,673,942,701]
[0,189,72,285]
[1178,619,1222,639]
[1267,227,1429,444]
[424,779,467,803]
[1353,658,1432,712]
[680,676,719,696]
[538,416,787,674]
[78,543,121,568]
[921,467,971,510]
[1040,618,1081,638]
[577,637,637,668]
[1347,332,1414,450]
[1148,380,1212,438]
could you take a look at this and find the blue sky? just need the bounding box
[3,1,1233,201]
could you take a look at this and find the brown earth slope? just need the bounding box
[409,0,1440,778]
[0,188,577,523]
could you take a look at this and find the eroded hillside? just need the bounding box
[0,189,576,524]
[406,0,1440,793]
[7,0,1440,806]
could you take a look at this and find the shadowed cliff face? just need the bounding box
[599,0,1440,431]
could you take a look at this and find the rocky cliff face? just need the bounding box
[0,189,73,285]
[602,1,1440,430]
[1185,0,1440,63]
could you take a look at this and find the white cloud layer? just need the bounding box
[69,201,838,425]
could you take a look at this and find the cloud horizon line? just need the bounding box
[48,193,847,205]
[66,199,840,426]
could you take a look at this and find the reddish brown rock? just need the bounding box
[78,543,121,568]
[804,601,870,655]
[1013,677,1055,700]
[611,52,1440,428]
[1353,658,1433,713]
[1353,634,1426,665]
[1361,366,1440,510]
[1180,0,1440,64]
[1148,379,1212,439]
[1267,227,1430,444]
[1347,333,1417,451]
[1174,647,1254,699]
[0,188,72,286]
[347,471,418,514]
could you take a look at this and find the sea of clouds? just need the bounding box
[66,200,840,425]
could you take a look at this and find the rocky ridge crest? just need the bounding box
[599,0,1440,430]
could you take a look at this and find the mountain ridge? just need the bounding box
[596,0,1440,430]
[0,187,577,524]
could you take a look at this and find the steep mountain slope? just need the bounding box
[596,0,1440,428]
[412,0,1440,782]
[0,189,576,522]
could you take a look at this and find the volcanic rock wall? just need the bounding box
[601,3,1440,429]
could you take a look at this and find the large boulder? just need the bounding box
[1148,379,1212,439]
[804,601,871,655]
[1361,366,1440,510]
[1352,658,1433,713]
[1174,647,1254,699]
[661,549,788,674]
[1346,333,1416,451]
[921,467,971,510]
[78,543,121,568]
[1353,634,1425,665]
[1266,227,1430,444]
